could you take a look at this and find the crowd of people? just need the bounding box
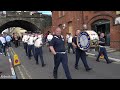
[0,28,113,79]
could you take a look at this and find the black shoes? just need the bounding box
[96,59,113,64]
[107,60,113,64]
[29,57,31,60]
[96,60,100,62]
[36,62,39,65]
[42,64,46,67]
[0,71,2,74]
[36,62,46,67]
[86,68,92,71]
[75,66,79,70]
[53,73,57,79]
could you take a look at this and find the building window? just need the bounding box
[116,11,120,15]
[63,11,65,16]
[58,11,61,17]
[115,17,120,24]
[58,11,65,18]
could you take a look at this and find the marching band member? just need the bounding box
[49,27,72,79]
[67,33,75,54]
[47,32,53,52]
[34,33,46,67]
[72,30,92,71]
[22,32,29,56]
[96,33,112,64]
[27,33,34,60]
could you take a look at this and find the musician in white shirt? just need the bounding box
[27,33,34,60]
[47,33,53,52]
[67,33,75,54]
[22,32,29,56]
[34,34,46,67]
[47,33,53,42]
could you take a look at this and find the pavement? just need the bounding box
[0,50,16,79]
[86,46,120,62]
[0,43,120,79]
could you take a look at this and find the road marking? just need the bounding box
[21,65,32,79]
[9,47,25,79]
[10,47,16,54]
[7,51,17,79]
[17,66,25,79]
[10,47,32,79]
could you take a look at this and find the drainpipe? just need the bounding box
[81,11,84,30]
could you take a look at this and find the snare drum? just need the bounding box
[77,30,99,51]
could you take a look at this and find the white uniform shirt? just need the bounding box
[22,34,29,43]
[66,34,69,40]
[0,36,6,44]
[34,37,43,48]
[47,34,53,41]
[33,36,38,44]
[27,36,34,45]
[67,35,73,43]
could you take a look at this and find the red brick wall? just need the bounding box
[52,11,120,50]
[111,25,120,50]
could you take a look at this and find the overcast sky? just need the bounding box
[38,11,52,15]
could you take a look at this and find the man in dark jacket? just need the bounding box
[96,33,112,64]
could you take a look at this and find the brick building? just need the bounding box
[52,11,120,50]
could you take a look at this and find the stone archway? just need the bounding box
[0,20,40,33]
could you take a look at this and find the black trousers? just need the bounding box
[67,43,75,53]
[14,40,18,47]
[34,47,45,65]
[75,49,90,69]
[23,42,28,55]
[54,53,72,79]
[96,47,110,63]
[27,45,34,58]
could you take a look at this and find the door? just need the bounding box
[91,19,110,46]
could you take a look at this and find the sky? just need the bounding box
[38,11,52,15]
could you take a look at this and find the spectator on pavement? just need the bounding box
[0,34,7,56]
[5,33,12,49]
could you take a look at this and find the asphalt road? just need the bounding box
[6,44,120,79]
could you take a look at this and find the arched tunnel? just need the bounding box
[0,20,40,33]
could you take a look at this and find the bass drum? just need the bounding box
[77,30,99,51]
